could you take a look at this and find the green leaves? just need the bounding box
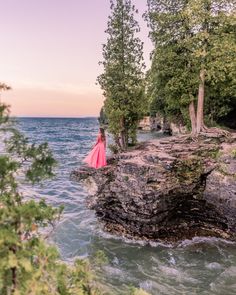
[146,0,236,128]
[0,92,103,294]
[19,259,32,272]
[0,103,10,126]
[7,131,57,184]
[98,0,147,148]
[8,252,18,269]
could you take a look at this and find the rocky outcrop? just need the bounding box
[138,115,186,135]
[203,141,236,237]
[138,116,155,131]
[71,134,236,244]
[138,116,162,132]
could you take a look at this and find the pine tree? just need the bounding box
[146,0,236,135]
[97,0,147,149]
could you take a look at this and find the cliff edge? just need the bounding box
[71,134,236,244]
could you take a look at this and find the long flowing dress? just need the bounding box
[83,134,107,169]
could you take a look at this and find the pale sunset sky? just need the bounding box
[0,0,152,117]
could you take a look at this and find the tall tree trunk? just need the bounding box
[120,117,127,150]
[124,128,129,147]
[114,136,121,149]
[10,245,17,294]
[120,131,127,150]
[189,100,197,135]
[11,267,17,294]
[196,69,205,134]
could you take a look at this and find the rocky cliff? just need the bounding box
[71,134,236,244]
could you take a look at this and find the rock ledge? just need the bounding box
[71,134,236,243]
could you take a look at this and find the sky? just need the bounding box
[0,0,153,117]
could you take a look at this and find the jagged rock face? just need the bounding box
[204,142,236,236]
[71,135,236,243]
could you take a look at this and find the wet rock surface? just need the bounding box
[71,134,236,243]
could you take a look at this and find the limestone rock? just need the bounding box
[71,134,236,243]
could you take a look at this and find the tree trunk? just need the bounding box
[120,131,127,150]
[120,117,127,150]
[196,69,205,134]
[114,135,121,150]
[189,100,197,135]
[10,246,17,294]
[11,267,17,294]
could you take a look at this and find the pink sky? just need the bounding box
[0,0,152,117]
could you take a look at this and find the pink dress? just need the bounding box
[83,134,107,169]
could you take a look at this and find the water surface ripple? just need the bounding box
[18,118,236,295]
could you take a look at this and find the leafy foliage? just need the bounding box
[0,88,102,294]
[97,0,147,149]
[146,0,236,131]
[98,107,108,128]
[0,86,151,294]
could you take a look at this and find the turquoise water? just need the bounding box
[18,118,236,295]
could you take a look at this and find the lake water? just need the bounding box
[17,117,236,295]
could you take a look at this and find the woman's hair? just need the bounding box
[99,127,106,142]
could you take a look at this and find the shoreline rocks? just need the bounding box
[71,133,236,244]
[138,114,187,135]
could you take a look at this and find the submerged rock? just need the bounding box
[71,134,236,243]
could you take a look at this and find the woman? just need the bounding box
[83,128,107,169]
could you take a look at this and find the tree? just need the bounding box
[0,83,11,104]
[0,83,11,94]
[0,87,150,295]
[0,89,102,294]
[97,0,147,149]
[146,0,236,135]
[192,0,236,134]
[98,106,108,127]
[146,0,200,133]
